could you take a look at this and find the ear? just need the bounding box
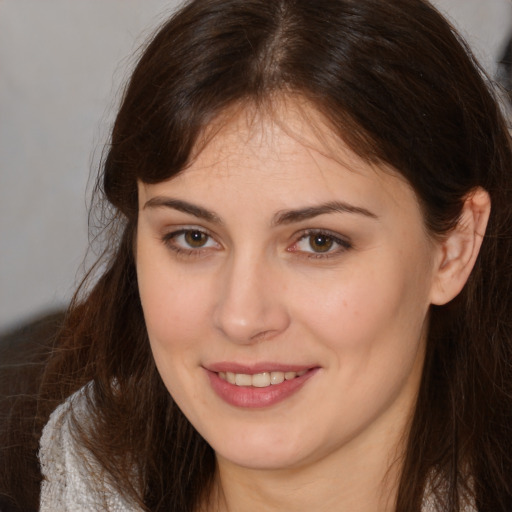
[430,187,491,306]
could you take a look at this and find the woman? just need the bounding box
[4,0,512,510]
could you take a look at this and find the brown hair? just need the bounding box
[2,0,512,510]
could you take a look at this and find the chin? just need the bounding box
[218,447,306,471]
[205,424,316,471]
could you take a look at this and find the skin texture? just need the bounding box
[135,102,489,511]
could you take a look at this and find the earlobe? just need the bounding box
[430,187,491,306]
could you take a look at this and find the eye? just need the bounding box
[303,233,335,253]
[183,230,210,248]
[162,228,220,254]
[289,230,351,257]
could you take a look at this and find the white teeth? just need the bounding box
[235,373,252,386]
[218,370,308,387]
[252,373,271,388]
[270,371,285,384]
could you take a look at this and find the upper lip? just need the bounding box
[205,362,317,374]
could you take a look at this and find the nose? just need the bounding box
[212,253,291,344]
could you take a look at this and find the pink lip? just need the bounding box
[204,365,319,409]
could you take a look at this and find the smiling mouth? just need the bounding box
[208,367,319,407]
[218,370,308,388]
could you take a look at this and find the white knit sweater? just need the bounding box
[39,387,476,512]
[39,387,140,511]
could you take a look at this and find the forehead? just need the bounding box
[138,100,419,222]
[189,100,375,175]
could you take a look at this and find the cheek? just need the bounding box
[140,279,208,353]
[294,253,432,360]
[136,240,211,367]
[137,261,212,411]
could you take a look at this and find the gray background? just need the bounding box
[1,0,511,332]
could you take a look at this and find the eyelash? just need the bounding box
[161,228,219,258]
[161,228,353,260]
[288,229,353,259]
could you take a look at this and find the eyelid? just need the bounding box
[161,226,221,255]
[288,229,353,258]
[160,225,351,260]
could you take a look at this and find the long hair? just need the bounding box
[4,0,512,510]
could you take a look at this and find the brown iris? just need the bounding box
[185,230,209,248]
[309,234,334,253]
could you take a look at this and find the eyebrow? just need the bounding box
[272,201,378,225]
[143,197,222,224]
[143,197,378,225]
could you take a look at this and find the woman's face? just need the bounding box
[136,104,442,472]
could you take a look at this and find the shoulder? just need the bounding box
[39,384,141,512]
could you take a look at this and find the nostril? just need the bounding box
[249,329,279,342]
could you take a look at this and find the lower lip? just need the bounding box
[206,369,318,408]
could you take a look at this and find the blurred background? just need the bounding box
[1,0,512,334]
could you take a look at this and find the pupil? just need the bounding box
[186,231,206,247]
[310,234,333,253]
